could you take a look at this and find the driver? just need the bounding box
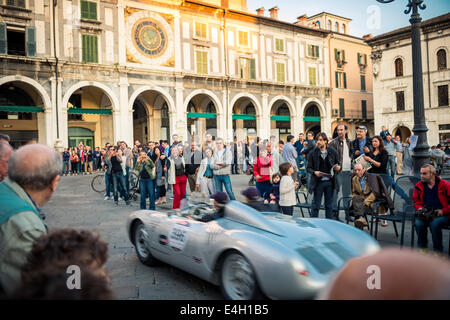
[198,192,229,222]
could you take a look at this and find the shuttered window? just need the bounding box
[307,45,320,58]
[275,38,284,52]
[361,75,366,91]
[26,26,36,57]
[276,62,285,83]
[335,72,347,88]
[81,1,98,21]
[395,58,403,77]
[0,23,7,55]
[195,22,207,39]
[82,34,98,63]
[196,50,208,74]
[339,98,345,117]
[308,67,316,86]
[239,57,256,80]
[238,31,249,47]
[362,100,367,119]
[6,0,25,7]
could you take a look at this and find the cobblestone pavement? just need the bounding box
[43,172,449,299]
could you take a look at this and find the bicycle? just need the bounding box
[91,170,139,195]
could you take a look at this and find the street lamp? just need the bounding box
[376,0,430,175]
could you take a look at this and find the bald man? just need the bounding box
[0,142,12,182]
[0,144,62,296]
[318,248,450,300]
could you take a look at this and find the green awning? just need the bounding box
[270,115,290,121]
[232,114,256,120]
[187,112,216,119]
[68,108,112,115]
[303,116,321,122]
[0,106,44,113]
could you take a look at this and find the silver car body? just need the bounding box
[126,200,380,299]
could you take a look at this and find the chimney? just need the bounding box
[295,14,307,26]
[363,34,373,40]
[269,6,279,20]
[256,7,265,16]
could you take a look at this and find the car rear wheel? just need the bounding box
[133,221,158,266]
[220,252,261,300]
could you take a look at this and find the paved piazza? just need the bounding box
[44,173,449,300]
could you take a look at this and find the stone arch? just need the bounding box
[229,92,262,116]
[128,85,175,114]
[183,89,223,115]
[0,75,51,110]
[268,95,296,116]
[301,97,326,117]
[61,81,119,113]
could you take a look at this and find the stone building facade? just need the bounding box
[1,0,371,149]
[366,13,450,145]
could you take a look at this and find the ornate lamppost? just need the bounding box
[376,0,430,175]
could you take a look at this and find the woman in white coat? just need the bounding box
[196,147,215,198]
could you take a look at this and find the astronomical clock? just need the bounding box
[126,8,174,66]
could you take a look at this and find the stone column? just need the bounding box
[175,85,186,142]
[117,3,126,65]
[259,93,270,140]
[323,98,332,136]
[293,95,303,136]
[118,79,131,145]
[174,12,181,71]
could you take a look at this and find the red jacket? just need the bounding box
[412,176,450,216]
[253,154,273,183]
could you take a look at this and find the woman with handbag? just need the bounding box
[167,146,187,209]
[253,145,273,199]
[135,151,156,210]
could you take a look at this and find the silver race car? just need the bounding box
[126,200,380,300]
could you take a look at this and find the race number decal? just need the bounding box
[169,224,189,251]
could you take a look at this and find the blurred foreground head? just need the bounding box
[318,248,450,300]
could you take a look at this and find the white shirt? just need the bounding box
[342,140,351,171]
[279,175,296,206]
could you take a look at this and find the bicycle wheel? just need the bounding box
[91,173,106,193]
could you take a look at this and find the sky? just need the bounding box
[246,0,450,37]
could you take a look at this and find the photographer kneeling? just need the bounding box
[412,164,450,254]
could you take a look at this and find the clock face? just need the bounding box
[126,10,174,66]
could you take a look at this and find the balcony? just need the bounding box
[336,109,374,122]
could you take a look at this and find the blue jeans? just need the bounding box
[311,180,334,219]
[214,175,236,200]
[112,173,129,203]
[387,155,396,178]
[139,178,155,210]
[414,216,449,252]
[256,180,272,199]
[105,173,112,197]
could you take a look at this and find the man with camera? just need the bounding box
[108,147,130,206]
[412,164,450,254]
[135,151,156,210]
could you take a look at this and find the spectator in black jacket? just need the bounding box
[232,138,239,174]
[352,125,372,160]
[307,132,341,219]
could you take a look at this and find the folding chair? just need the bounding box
[371,175,420,247]
[295,190,325,218]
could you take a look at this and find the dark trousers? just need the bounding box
[139,178,155,210]
[311,180,334,219]
[280,205,294,216]
[112,173,129,203]
[232,161,239,174]
[256,180,272,199]
[414,216,450,252]
[159,184,166,197]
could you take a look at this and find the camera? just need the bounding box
[414,206,438,223]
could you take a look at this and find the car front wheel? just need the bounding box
[133,221,158,266]
[220,252,261,300]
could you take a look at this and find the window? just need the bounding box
[308,67,316,86]
[6,0,25,8]
[438,85,449,107]
[437,49,447,70]
[335,49,346,68]
[327,20,332,30]
[82,34,98,63]
[362,100,367,119]
[361,75,366,91]
[395,58,403,77]
[80,1,98,21]
[334,22,339,32]
[307,45,320,58]
[339,98,345,117]
[396,91,405,111]
[194,22,207,40]
[274,38,284,53]
[335,71,347,89]
[357,53,367,66]
[239,57,256,80]
[238,31,249,47]
[195,50,208,74]
[0,24,36,57]
[276,62,285,83]
[341,24,346,34]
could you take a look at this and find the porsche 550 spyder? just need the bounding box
[126,200,380,300]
